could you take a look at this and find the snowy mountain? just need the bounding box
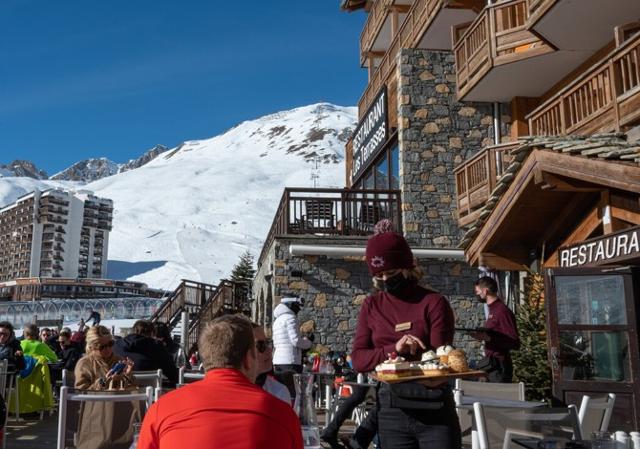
[52,144,170,182]
[51,157,120,182]
[0,103,357,289]
[0,160,48,179]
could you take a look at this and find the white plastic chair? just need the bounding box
[454,380,525,447]
[178,366,204,385]
[56,386,154,449]
[473,402,582,449]
[133,369,163,389]
[577,393,616,438]
[61,368,75,387]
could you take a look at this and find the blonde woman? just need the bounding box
[73,326,138,449]
[74,325,134,390]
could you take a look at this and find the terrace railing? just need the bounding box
[455,142,518,227]
[149,280,218,327]
[258,188,402,267]
[529,31,640,136]
[453,0,551,99]
[360,0,395,67]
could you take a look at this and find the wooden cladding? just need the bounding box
[358,0,442,122]
[529,33,640,136]
[258,188,402,267]
[454,0,551,99]
[455,142,518,228]
[360,0,395,67]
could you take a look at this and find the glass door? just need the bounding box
[545,267,640,431]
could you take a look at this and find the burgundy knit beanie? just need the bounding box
[365,219,414,275]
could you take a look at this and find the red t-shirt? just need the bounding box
[484,299,520,360]
[351,282,455,373]
[137,368,303,449]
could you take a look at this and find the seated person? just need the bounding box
[40,327,59,353]
[0,321,24,372]
[251,323,291,404]
[52,330,82,371]
[73,326,138,449]
[21,324,58,362]
[113,320,178,387]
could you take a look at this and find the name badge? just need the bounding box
[395,322,412,332]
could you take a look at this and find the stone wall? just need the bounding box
[253,236,485,358]
[397,49,511,248]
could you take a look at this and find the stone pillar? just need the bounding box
[397,49,510,248]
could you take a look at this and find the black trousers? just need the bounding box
[481,356,513,383]
[273,364,303,398]
[377,385,461,449]
[323,385,378,448]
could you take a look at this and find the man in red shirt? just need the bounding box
[137,315,303,449]
[471,276,520,383]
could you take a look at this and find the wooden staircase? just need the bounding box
[150,279,251,355]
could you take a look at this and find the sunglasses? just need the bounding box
[255,339,273,354]
[96,340,114,350]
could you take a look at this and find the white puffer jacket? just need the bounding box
[272,303,312,365]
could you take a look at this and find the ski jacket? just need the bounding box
[272,303,311,365]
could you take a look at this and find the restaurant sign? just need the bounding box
[559,225,640,268]
[351,87,388,184]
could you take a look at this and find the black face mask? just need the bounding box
[382,272,410,295]
[476,294,487,304]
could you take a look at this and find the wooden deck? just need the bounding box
[455,142,518,228]
[528,32,640,136]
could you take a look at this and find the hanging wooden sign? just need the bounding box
[559,225,640,267]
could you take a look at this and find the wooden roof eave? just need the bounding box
[465,149,640,269]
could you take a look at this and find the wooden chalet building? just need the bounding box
[254,0,640,429]
[448,0,640,432]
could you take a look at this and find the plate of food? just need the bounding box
[372,346,486,384]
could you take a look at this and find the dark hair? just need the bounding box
[59,330,72,339]
[0,322,14,333]
[199,314,255,371]
[154,322,171,341]
[24,324,39,339]
[475,276,498,295]
[133,320,155,337]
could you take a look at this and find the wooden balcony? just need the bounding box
[358,0,475,122]
[453,0,556,101]
[360,0,396,67]
[527,0,640,53]
[455,142,518,227]
[529,32,640,136]
[258,188,402,266]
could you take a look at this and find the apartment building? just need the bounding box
[0,189,113,282]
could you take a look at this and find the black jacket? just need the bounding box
[113,334,178,386]
[56,345,82,371]
[0,337,25,371]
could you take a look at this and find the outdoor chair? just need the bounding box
[178,366,204,386]
[577,393,616,438]
[473,403,582,449]
[62,368,75,387]
[132,369,163,389]
[302,199,335,231]
[454,380,525,447]
[57,386,153,449]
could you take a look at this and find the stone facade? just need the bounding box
[253,236,485,359]
[397,49,511,248]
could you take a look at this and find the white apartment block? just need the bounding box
[0,189,113,282]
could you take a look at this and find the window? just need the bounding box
[390,145,400,189]
[351,140,400,190]
[375,157,389,189]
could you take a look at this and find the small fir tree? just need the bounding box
[230,250,256,283]
[512,270,553,403]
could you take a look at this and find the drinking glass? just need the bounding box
[592,431,614,449]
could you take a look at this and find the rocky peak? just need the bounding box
[0,160,48,179]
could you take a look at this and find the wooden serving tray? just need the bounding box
[371,370,487,384]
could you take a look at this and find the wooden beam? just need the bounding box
[539,193,595,245]
[544,206,602,267]
[388,4,411,14]
[538,173,605,192]
[611,206,640,225]
[479,252,528,271]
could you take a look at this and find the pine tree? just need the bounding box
[512,270,553,403]
[230,250,255,283]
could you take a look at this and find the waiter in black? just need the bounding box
[470,276,520,383]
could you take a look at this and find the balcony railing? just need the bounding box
[360,0,395,67]
[455,142,518,227]
[358,0,443,122]
[258,188,402,267]
[529,32,640,136]
[453,0,551,99]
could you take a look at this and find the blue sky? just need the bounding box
[0,1,366,174]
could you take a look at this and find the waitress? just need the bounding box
[351,220,461,449]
